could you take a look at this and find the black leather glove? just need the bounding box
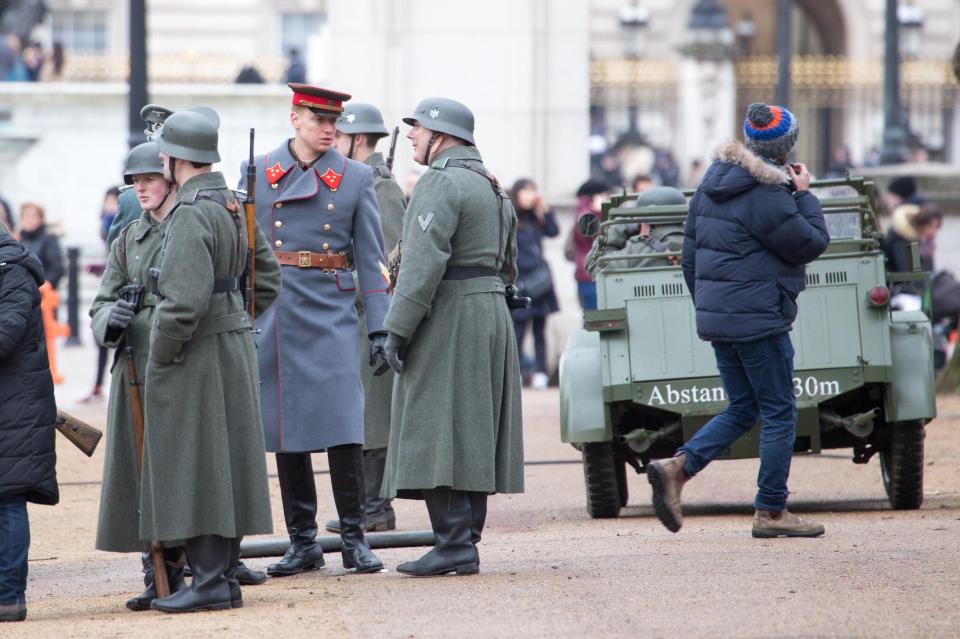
[107,299,136,332]
[369,331,389,376]
[382,332,407,375]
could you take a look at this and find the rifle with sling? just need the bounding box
[244,128,257,319]
[386,126,399,174]
[118,283,171,599]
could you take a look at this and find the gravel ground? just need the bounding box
[5,342,960,638]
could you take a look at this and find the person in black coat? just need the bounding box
[509,178,559,389]
[16,202,64,290]
[647,103,830,540]
[0,226,59,623]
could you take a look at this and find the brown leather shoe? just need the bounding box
[752,509,825,538]
[647,454,688,533]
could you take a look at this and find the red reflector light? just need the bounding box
[868,286,890,306]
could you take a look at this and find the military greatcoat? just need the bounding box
[381,145,525,498]
[357,151,406,450]
[91,211,163,552]
[243,142,390,453]
[141,172,281,543]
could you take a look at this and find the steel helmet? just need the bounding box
[633,186,686,207]
[337,103,390,137]
[123,142,165,184]
[154,109,221,164]
[403,97,475,146]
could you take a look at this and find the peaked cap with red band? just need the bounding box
[288,83,351,115]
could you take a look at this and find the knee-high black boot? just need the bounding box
[268,452,325,576]
[468,491,488,563]
[151,536,232,613]
[324,447,396,533]
[126,547,187,611]
[225,537,242,609]
[397,488,479,577]
[328,444,384,573]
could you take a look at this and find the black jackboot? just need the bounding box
[324,447,396,533]
[468,491,488,564]
[151,536,232,613]
[225,537,243,608]
[397,488,479,577]
[268,452,326,576]
[328,444,384,573]
[126,547,187,611]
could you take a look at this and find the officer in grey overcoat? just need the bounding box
[381,98,525,577]
[144,109,282,613]
[243,84,390,576]
[323,102,406,534]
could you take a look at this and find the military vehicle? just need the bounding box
[560,176,936,518]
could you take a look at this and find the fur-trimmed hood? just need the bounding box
[890,203,921,241]
[699,139,789,203]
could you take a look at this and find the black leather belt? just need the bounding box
[212,277,240,293]
[443,267,498,280]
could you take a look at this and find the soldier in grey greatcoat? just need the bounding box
[244,84,391,577]
[143,109,282,613]
[323,102,406,534]
[381,98,525,577]
[91,142,185,611]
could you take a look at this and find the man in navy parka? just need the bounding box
[647,103,830,539]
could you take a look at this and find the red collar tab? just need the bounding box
[266,162,288,185]
[320,168,343,191]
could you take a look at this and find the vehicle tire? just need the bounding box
[582,442,621,518]
[614,450,628,508]
[879,420,925,510]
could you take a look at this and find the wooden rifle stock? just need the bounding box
[55,411,103,457]
[244,128,257,320]
[125,345,170,598]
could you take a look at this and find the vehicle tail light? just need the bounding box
[868,286,890,307]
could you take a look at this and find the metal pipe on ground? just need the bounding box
[240,530,436,559]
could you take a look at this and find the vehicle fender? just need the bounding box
[560,329,611,443]
[885,310,937,422]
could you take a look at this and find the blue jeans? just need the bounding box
[0,495,29,605]
[577,281,597,310]
[679,333,797,511]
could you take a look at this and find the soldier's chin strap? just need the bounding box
[347,134,356,160]
[168,157,178,186]
[424,132,441,167]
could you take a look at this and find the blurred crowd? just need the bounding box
[0,33,63,81]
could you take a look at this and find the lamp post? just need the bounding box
[735,10,756,57]
[619,0,650,137]
[897,1,924,60]
[128,0,148,149]
[879,0,910,165]
[677,0,736,174]
[775,0,791,107]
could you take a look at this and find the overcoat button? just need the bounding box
[327,203,334,211]
[275,240,283,248]
[322,242,330,250]
[274,220,282,228]
[276,202,283,209]
[271,183,278,189]
[323,224,331,231]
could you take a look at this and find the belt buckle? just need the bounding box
[298,251,311,268]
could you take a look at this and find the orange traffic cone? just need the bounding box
[39,282,70,384]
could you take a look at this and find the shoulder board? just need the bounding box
[374,164,392,179]
[197,189,240,214]
[431,157,449,170]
